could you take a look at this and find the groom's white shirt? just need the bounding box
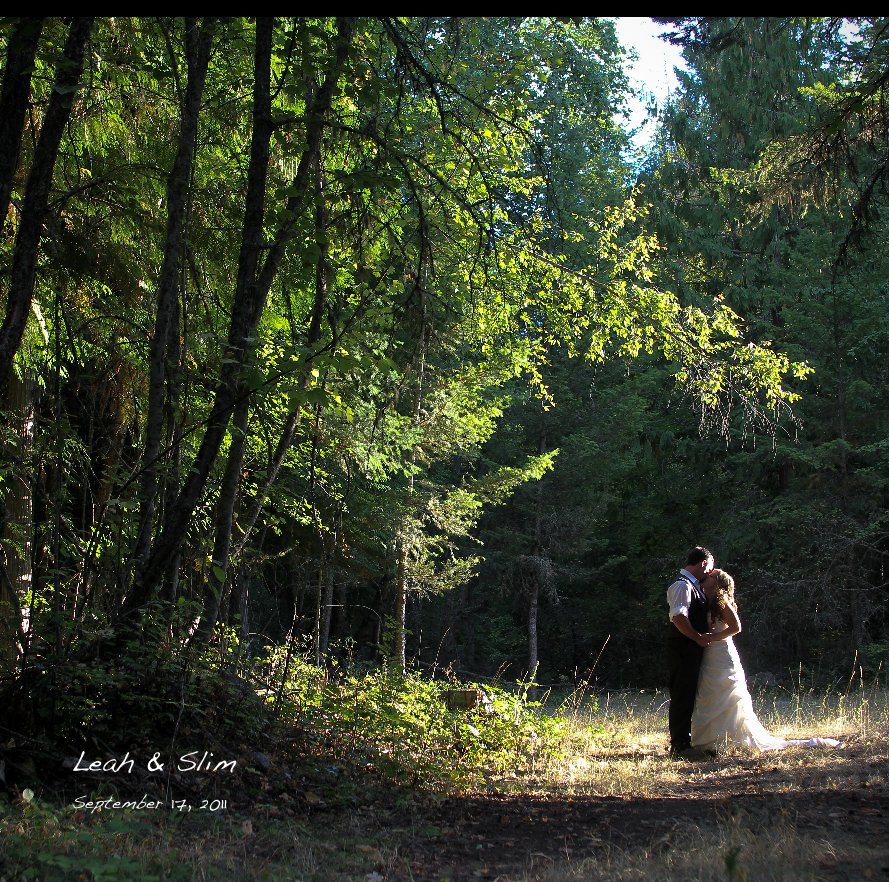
[667,568,700,622]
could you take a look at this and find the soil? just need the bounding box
[9,731,889,881]
[273,737,889,882]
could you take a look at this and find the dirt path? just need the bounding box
[7,734,888,881]
[281,740,889,881]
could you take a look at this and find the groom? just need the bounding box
[666,546,714,757]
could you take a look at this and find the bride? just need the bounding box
[691,570,840,753]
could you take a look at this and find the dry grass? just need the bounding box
[511,685,889,882]
[496,688,889,882]
[530,815,870,882]
[539,684,889,798]
[3,684,886,882]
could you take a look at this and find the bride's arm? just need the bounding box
[708,604,741,640]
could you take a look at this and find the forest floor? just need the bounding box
[4,693,889,881]
[239,733,889,881]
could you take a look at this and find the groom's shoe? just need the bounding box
[673,746,710,762]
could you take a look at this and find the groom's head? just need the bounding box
[686,546,714,580]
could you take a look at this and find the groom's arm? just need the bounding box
[667,579,710,647]
[671,613,712,647]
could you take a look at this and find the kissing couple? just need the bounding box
[666,546,840,759]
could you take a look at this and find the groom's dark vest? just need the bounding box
[669,575,709,642]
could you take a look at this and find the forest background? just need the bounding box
[0,16,887,725]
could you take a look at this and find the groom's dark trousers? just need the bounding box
[666,578,710,753]
[666,630,704,753]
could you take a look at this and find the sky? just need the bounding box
[611,17,687,150]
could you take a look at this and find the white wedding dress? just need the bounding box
[691,620,840,752]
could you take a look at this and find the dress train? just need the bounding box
[691,627,840,753]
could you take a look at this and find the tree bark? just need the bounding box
[392,291,428,674]
[393,539,409,672]
[125,18,353,616]
[194,390,250,643]
[0,371,37,672]
[0,17,44,223]
[527,425,548,677]
[133,17,215,576]
[0,17,93,388]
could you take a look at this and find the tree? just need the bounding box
[0,18,93,386]
[0,17,813,691]
[124,17,355,617]
[0,18,44,221]
[634,16,889,676]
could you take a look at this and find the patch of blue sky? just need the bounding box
[611,17,687,156]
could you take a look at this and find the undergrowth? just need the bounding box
[250,644,600,789]
[0,792,190,882]
[2,640,887,882]
[1,635,600,881]
[5,624,887,882]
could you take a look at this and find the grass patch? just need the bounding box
[3,657,887,882]
[532,812,877,882]
[0,793,399,882]
[512,682,889,799]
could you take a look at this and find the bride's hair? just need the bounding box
[711,571,736,620]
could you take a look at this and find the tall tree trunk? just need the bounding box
[250,19,355,309]
[125,18,353,616]
[162,286,184,605]
[133,17,215,576]
[318,514,339,656]
[201,151,331,647]
[0,17,44,222]
[392,291,428,674]
[231,151,332,564]
[194,391,250,644]
[527,580,539,678]
[828,284,866,647]
[0,371,37,672]
[124,17,275,614]
[331,542,348,644]
[0,17,93,388]
[527,425,548,677]
[393,539,409,673]
[313,554,325,665]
